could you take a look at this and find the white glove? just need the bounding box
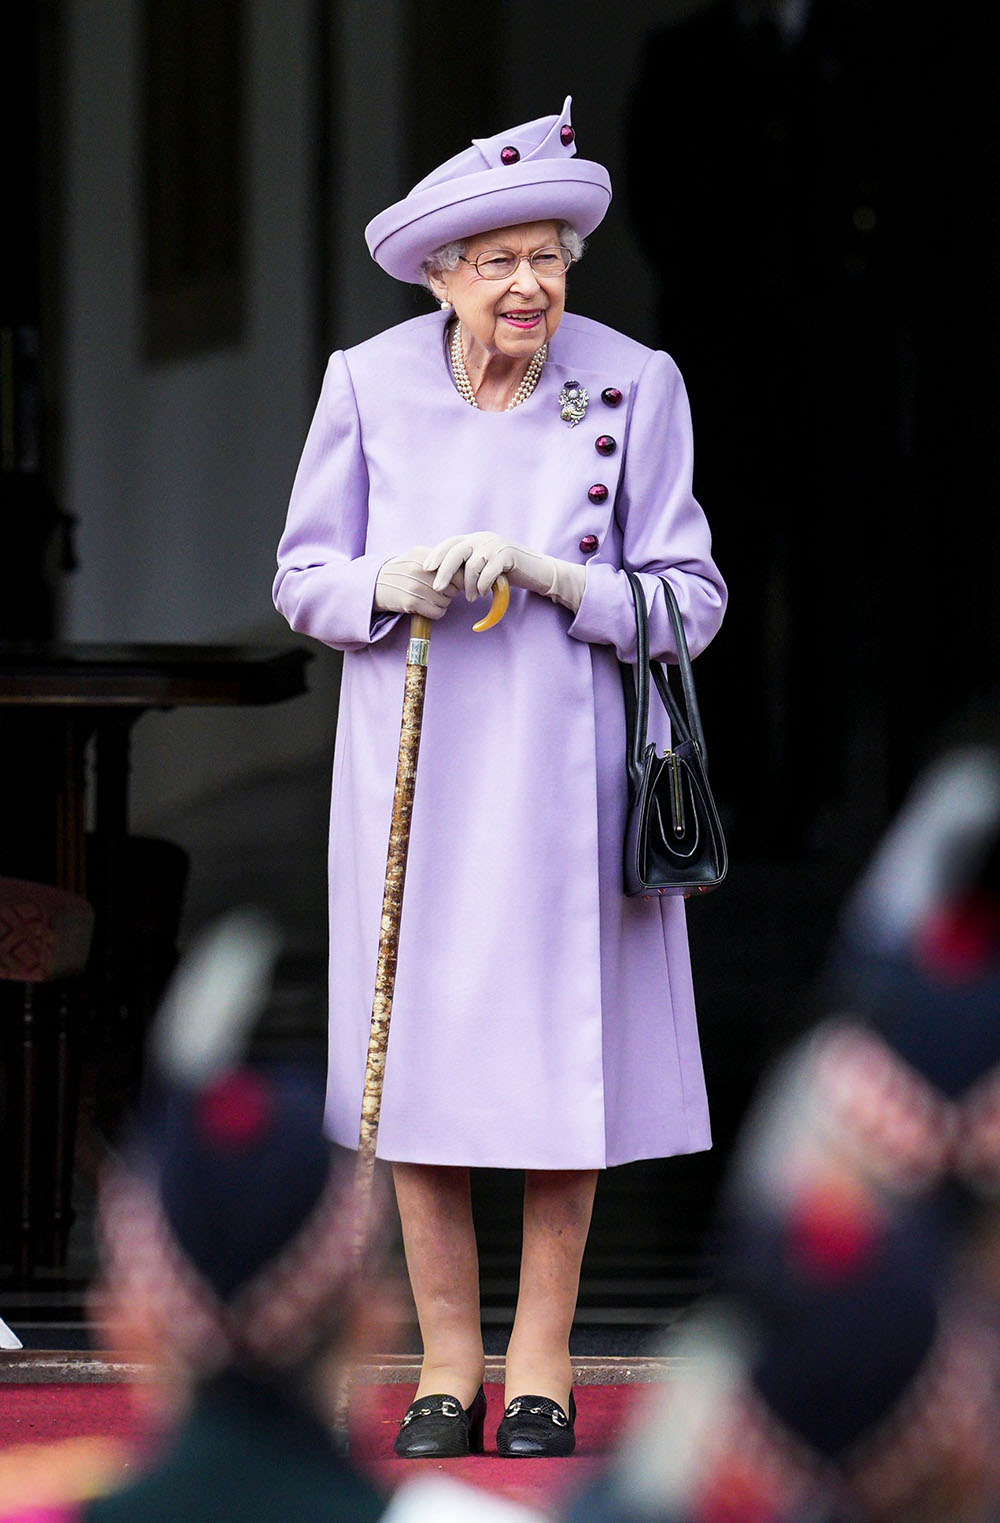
[374,546,461,620]
[423,532,586,614]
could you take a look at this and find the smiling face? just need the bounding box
[428,220,568,370]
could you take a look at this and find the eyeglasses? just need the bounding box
[458,246,573,281]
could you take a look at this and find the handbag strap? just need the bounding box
[621,571,709,788]
[652,575,709,764]
[622,571,650,794]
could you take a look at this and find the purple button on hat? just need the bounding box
[365,96,613,285]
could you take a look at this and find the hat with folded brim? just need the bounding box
[365,95,612,285]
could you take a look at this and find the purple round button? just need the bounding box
[560,125,575,146]
[500,146,520,165]
[601,387,623,407]
[579,534,599,553]
[595,435,617,456]
[588,484,609,504]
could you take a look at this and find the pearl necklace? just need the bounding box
[449,321,548,412]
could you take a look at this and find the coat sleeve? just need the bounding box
[273,350,399,652]
[568,349,727,663]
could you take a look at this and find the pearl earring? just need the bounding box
[440,300,452,312]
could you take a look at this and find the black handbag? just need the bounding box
[620,570,728,898]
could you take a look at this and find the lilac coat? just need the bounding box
[274,310,727,1169]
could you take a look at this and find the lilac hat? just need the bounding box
[365,96,612,285]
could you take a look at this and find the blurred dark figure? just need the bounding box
[563,715,1000,1522]
[627,0,1000,848]
[0,914,542,1523]
[0,913,393,1523]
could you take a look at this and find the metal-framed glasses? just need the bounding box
[459,245,573,281]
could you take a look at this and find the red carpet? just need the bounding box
[0,1381,644,1514]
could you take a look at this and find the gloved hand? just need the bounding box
[374,547,462,620]
[423,532,586,614]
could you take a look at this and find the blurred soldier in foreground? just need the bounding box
[0,911,541,1523]
[565,730,1000,1523]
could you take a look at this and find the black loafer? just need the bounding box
[496,1392,576,1457]
[394,1386,487,1458]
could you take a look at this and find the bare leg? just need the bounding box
[504,1169,598,1410]
[392,1162,484,1408]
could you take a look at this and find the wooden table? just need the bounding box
[0,639,310,891]
[0,642,311,1271]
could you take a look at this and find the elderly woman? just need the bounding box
[273,98,726,1459]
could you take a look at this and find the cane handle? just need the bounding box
[472,572,511,632]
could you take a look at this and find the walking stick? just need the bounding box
[355,574,510,1202]
[334,577,510,1447]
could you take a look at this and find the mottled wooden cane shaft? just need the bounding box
[357,615,433,1184]
[334,622,432,1440]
